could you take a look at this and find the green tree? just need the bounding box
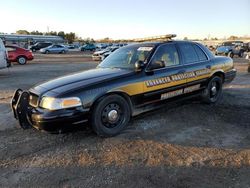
[16,30,30,35]
[58,31,65,39]
[65,32,76,43]
[45,31,57,36]
[228,36,238,40]
[30,30,43,35]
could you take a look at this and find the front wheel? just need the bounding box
[91,95,131,137]
[17,56,27,65]
[201,76,223,104]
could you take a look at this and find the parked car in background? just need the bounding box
[65,44,75,49]
[79,44,96,51]
[40,44,68,54]
[101,47,119,60]
[215,41,245,58]
[112,43,127,48]
[0,38,8,69]
[243,42,250,52]
[92,49,110,61]
[6,45,34,65]
[95,43,108,50]
[30,42,52,52]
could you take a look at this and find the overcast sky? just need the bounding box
[0,0,249,39]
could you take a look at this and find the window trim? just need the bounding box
[145,43,182,72]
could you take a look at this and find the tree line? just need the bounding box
[15,30,80,43]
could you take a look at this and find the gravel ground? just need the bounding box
[0,54,249,188]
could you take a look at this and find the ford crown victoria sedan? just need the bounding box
[12,39,236,137]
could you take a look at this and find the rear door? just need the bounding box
[177,42,211,89]
[143,43,187,103]
[50,45,59,53]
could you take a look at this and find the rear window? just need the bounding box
[193,45,208,62]
[179,43,199,64]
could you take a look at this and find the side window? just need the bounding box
[149,44,180,70]
[193,44,208,62]
[179,43,199,64]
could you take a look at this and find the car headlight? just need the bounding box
[39,97,82,110]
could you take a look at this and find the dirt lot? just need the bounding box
[0,53,249,188]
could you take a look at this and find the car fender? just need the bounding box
[90,90,133,116]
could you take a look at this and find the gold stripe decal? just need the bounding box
[145,69,210,88]
[161,84,201,100]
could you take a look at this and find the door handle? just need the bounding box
[206,65,211,69]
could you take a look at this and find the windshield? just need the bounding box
[98,44,154,69]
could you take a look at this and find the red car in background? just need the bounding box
[5,45,34,65]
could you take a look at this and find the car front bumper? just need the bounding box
[11,89,89,132]
[92,55,102,61]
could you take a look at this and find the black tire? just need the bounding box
[32,49,36,52]
[201,76,223,104]
[239,50,244,58]
[17,56,27,65]
[45,50,49,54]
[61,50,65,54]
[91,94,131,137]
[227,51,233,58]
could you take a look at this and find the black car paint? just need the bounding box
[12,41,236,132]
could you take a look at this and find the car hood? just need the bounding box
[32,68,134,95]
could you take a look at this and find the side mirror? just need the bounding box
[135,61,144,72]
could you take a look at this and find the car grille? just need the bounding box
[29,93,39,107]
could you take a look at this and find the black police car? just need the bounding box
[12,35,236,137]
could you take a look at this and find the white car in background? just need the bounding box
[92,49,109,61]
[0,39,8,69]
[92,47,120,61]
[100,47,119,60]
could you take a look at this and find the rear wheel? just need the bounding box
[17,56,27,65]
[201,76,223,104]
[228,51,234,58]
[91,95,131,137]
[239,50,244,58]
[61,50,65,54]
[45,50,49,54]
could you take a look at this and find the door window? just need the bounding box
[149,44,180,70]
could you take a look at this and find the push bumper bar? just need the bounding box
[11,89,32,129]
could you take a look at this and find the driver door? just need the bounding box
[143,43,186,104]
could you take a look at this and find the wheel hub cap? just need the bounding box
[20,58,25,63]
[211,86,217,95]
[108,110,118,122]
